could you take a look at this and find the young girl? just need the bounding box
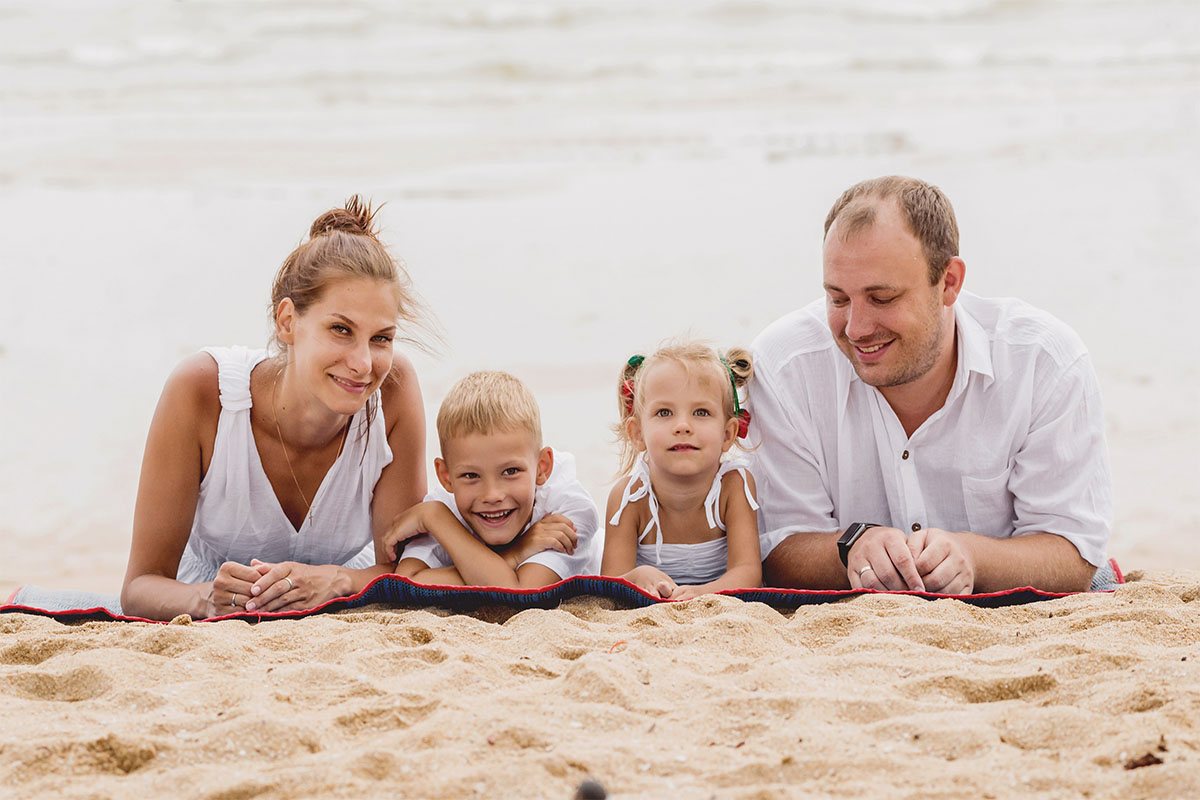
[601,341,761,600]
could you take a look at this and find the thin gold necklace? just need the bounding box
[272,365,348,526]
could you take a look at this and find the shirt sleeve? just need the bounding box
[745,351,840,557]
[1008,353,1113,566]
[521,451,603,579]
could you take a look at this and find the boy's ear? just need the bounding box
[275,297,297,346]
[535,446,554,486]
[434,457,453,493]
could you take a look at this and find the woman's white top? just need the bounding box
[609,456,759,585]
[400,449,602,580]
[175,346,393,584]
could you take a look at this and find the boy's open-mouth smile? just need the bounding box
[474,508,516,526]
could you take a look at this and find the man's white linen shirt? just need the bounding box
[747,292,1113,567]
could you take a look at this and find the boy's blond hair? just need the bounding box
[437,371,543,453]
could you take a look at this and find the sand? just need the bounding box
[4,569,1200,799]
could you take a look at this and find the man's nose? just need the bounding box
[844,301,875,341]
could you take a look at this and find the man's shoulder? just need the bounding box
[751,298,838,371]
[960,292,1089,369]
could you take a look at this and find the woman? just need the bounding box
[120,198,428,620]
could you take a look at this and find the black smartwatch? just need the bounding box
[837,522,880,567]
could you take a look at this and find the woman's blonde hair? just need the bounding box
[613,338,753,476]
[269,195,434,354]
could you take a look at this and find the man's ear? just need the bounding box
[941,257,966,306]
[276,297,297,346]
[535,446,554,486]
[434,457,453,492]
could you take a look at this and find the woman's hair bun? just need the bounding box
[309,195,381,239]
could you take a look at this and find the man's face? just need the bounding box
[822,201,953,389]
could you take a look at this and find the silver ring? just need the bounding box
[283,577,294,592]
[231,593,239,607]
[857,566,874,577]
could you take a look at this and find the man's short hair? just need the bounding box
[436,371,542,453]
[823,175,960,284]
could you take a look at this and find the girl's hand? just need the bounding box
[208,560,269,617]
[623,564,677,599]
[243,560,350,613]
[667,584,707,602]
[503,513,577,567]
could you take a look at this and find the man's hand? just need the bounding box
[846,526,926,592]
[908,528,975,595]
[501,513,577,568]
[623,564,677,599]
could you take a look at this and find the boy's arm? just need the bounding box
[399,501,528,588]
[670,470,762,599]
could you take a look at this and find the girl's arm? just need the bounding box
[669,470,762,600]
[121,354,255,621]
[249,353,428,612]
[601,480,676,598]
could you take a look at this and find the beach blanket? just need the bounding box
[2,559,1123,623]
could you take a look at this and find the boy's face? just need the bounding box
[434,429,553,547]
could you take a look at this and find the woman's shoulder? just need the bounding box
[164,352,222,410]
[378,352,420,415]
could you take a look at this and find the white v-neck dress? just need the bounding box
[175,346,392,584]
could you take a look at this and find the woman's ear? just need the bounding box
[275,297,297,345]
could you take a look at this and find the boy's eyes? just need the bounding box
[459,472,480,480]
[502,467,523,476]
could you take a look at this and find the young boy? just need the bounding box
[385,371,601,587]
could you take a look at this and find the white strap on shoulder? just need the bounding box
[609,456,664,564]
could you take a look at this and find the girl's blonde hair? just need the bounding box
[613,338,753,476]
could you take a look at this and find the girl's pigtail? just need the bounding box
[722,347,754,439]
[613,354,645,476]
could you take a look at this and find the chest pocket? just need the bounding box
[960,470,1016,537]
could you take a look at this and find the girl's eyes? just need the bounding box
[654,408,672,417]
[694,409,711,417]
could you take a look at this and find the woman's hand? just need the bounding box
[241,559,350,613]
[623,564,677,599]
[206,560,269,617]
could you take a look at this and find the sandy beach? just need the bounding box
[3,572,1200,798]
[2,0,1198,796]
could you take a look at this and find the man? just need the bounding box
[747,176,1112,594]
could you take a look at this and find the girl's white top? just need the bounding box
[400,449,602,579]
[609,455,759,585]
[175,346,393,584]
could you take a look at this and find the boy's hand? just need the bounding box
[502,513,577,568]
[382,503,436,562]
[623,564,677,599]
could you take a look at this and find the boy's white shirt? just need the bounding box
[399,448,602,580]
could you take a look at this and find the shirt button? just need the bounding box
[911,523,921,532]
[902,450,910,460]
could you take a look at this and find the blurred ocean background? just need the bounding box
[1,0,1197,594]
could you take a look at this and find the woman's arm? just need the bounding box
[669,470,762,600]
[249,353,429,612]
[121,354,258,620]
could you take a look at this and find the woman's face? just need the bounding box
[277,276,398,417]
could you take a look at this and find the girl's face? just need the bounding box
[629,359,738,481]
[276,276,398,418]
